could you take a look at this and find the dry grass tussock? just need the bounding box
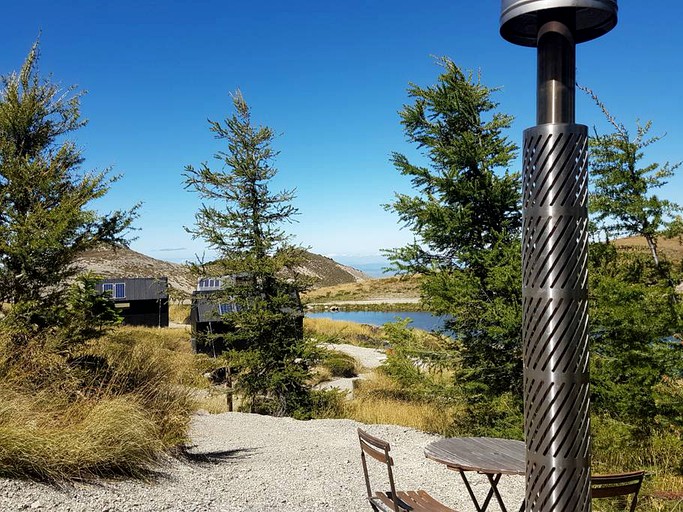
[0,326,204,481]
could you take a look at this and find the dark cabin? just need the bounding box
[189,275,303,356]
[96,277,169,328]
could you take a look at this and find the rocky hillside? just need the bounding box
[73,245,197,295]
[74,246,369,295]
[295,252,369,287]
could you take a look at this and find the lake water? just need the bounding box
[306,310,450,333]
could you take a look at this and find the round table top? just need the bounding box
[424,437,525,475]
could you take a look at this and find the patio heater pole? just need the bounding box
[500,2,617,511]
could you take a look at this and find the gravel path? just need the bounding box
[0,413,525,511]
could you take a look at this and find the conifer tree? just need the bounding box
[184,90,311,416]
[0,43,137,324]
[385,58,523,398]
[582,86,682,267]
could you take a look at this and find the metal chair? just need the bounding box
[591,471,645,512]
[358,428,458,512]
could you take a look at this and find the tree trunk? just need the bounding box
[645,234,660,267]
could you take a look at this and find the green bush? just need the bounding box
[324,352,358,378]
[309,389,347,418]
[454,392,524,439]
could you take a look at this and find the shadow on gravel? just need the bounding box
[175,447,256,465]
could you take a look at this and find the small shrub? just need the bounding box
[309,389,347,418]
[455,392,524,439]
[323,351,359,378]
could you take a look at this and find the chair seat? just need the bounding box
[371,490,458,512]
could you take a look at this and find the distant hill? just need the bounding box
[613,235,683,262]
[74,246,369,296]
[612,236,683,293]
[294,252,369,287]
[74,245,197,295]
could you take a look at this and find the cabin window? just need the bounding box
[102,282,125,299]
[218,303,233,315]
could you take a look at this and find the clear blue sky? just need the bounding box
[2,1,682,268]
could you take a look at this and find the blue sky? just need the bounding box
[2,1,682,270]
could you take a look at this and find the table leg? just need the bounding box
[484,473,509,512]
[451,468,520,512]
[455,469,499,512]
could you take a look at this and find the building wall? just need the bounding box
[116,298,169,328]
[96,278,168,301]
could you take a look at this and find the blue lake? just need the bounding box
[306,310,450,333]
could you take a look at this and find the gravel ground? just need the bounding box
[0,412,525,511]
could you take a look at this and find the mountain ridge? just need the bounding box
[74,245,370,295]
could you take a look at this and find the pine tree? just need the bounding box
[385,58,523,398]
[582,86,682,267]
[184,90,311,416]
[0,43,137,325]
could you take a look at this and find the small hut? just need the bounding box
[96,277,169,327]
[189,275,303,356]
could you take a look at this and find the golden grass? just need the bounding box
[169,304,191,324]
[305,316,450,353]
[0,394,161,480]
[0,326,203,481]
[338,374,463,435]
[304,317,385,347]
[343,395,459,435]
[303,275,422,303]
[194,389,233,414]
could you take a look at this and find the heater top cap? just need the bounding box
[500,0,617,47]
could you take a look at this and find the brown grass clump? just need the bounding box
[0,393,161,480]
[0,326,200,481]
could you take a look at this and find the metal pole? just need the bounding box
[500,2,618,510]
[521,120,591,512]
[536,10,575,125]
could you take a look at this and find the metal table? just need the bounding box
[425,437,525,512]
